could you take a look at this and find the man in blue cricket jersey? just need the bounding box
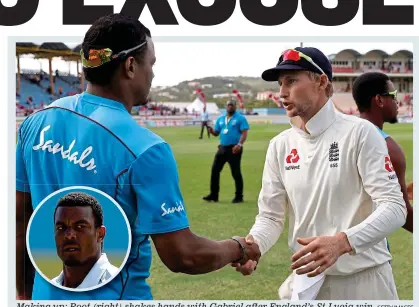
[352,72,413,234]
[203,100,249,203]
[16,13,260,300]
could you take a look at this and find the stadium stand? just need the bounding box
[16,43,413,120]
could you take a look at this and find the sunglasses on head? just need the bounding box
[380,90,398,100]
[280,49,326,76]
[81,41,147,69]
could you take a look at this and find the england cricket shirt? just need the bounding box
[249,99,406,275]
[16,92,190,299]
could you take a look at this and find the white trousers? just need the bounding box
[279,262,399,300]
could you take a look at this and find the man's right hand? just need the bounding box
[232,234,260,275]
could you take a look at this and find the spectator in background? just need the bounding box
[199,106,210,139]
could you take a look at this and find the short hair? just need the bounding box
[306,71,334,98]
[54,192,104,228]
[352,72,390,112]
[82,13,152,86]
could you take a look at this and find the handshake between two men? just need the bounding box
[152,228,350,278]
[231,233,353,277]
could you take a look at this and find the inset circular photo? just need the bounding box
[26,186,131,292]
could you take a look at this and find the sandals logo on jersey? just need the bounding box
[32,125,97,173]
[385,156,397,180]
[161,201,185,217]
[285,149,300,170]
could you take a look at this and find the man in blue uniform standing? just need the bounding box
[203,100,249,203]
[16,14,260,300]
[352,72,413,234]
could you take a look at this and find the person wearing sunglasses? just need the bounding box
[352,72,413,234]
[232,47,406,300]
[16,13,260,301]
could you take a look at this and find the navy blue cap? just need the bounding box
[262,47,333,82]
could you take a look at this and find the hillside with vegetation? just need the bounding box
[150,76,280,108]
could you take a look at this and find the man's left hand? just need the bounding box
[232,145,242,154]
[291,232,352,277]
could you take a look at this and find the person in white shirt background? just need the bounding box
[232,47,407,300]
[52,192,119,290]
[199,106,211,139]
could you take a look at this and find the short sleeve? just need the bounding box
[130,142,189,234]
[214,117,221,133]
[16,126,29,192]
[240,116,250,131]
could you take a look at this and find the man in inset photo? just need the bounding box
[51,192,118,289]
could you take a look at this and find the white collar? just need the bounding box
[52,253,116,289]
[290,99,337,137]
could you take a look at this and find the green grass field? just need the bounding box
[145,123,413,300]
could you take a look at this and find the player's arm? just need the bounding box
[16,191,34,299]
[152,229,254,274]
[131,142,260,274]
[407,182,413,201]
[343,123,407,254]
[386,137,413,233]
[16,125,35,299]
[248,139,288,256]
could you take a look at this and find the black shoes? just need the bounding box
[203,194,218,202]
[203,195,244,203]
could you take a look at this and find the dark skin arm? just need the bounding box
[16,191,34,299]
[233,130,248,154]
[151,228,260,274]
[386,137,413,233]
[407,182,413,201]
[207,126,219,137]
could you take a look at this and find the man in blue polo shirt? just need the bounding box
[204,100,249,203]
[16,13,260,300]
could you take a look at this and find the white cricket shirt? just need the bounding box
[52,253,119,289]
[249,99,407,275]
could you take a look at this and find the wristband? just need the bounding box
[237,143,242,147]
[231,236,246,263]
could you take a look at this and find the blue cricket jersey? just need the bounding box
[16,92,190,300]
[213,112,249,146]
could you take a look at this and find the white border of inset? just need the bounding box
[25,185,132,293]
